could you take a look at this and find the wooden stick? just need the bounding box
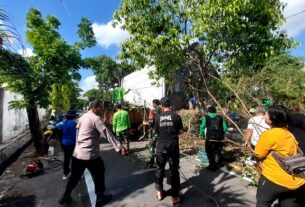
[139,100,147,140]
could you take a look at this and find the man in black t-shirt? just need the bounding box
[154,97,183,205]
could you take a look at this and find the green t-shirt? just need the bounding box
[262,98,271,108]
[113,110,131,133]
[112,87,129,103]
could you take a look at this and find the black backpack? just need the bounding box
[205,115,225,140]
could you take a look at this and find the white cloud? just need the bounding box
[18,48,33,57]
[80,75,98,92]
[92,20,130,48]
[281,0,305,37]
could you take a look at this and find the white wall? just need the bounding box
[121,66,165,109]
[2,90,46,142]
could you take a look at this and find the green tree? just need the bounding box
[0,8,95,154]
[237,54,305,111]
[114,0,294,92]
[84,55,135,94]
[83,88,101,101]
[69,81,83,110]
[50,83,72,113]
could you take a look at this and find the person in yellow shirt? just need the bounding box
[254,105,305,207]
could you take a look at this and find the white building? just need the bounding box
[121,66,185,109]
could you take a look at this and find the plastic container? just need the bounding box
[48,146,54,156]
[198,149,209,164]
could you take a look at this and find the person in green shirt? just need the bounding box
[113,103,131,154]
[261,96,271,108]
[199,106,228,170]
[111,83,130,104]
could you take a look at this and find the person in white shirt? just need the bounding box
[245,106,270,149]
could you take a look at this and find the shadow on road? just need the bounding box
[180,168,256,207]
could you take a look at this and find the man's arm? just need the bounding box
[244,129,253,148]
[154,115,160,135]
[96,118,122,152]
[113,113,117,133]
[177,115,184,134]
[127,113,131,129]
[124,88,131,95]
[199,117,206,138]
[223,119,228,133]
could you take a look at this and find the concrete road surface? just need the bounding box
[82,141,256,207]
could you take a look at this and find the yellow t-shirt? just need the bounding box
[254,128,305,190]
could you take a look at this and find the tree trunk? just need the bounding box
[26,103,46,155]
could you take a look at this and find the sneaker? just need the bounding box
[63,173,70,180]
[58,195,72,205]
[96,194,112,207]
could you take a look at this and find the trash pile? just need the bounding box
[178,109,259,185]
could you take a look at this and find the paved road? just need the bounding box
[82,141,257,207]
[7,136,256,207]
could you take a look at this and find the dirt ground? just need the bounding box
[0,140,69,207]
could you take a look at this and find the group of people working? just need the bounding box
[56,96,183,206]
[199,103,305,206]
[54,89,305,207]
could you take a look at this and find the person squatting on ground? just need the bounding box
[143,99,161,168]
[244,106,270,150]
[199,106,228,171]
[113,103,131,154]
[154,97,183,205]
[254,105,305,207]
[59,100,125,207]
[55,110,77,180]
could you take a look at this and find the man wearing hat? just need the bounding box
[55,110,78,179]
[154,97,183,205]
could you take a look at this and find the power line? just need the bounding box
[285,9,305,19]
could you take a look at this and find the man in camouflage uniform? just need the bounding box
[144,99,161,168]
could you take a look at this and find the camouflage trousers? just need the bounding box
[146,131,158,166]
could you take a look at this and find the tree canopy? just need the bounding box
[84,55,135,92]
[0,8,96,154]
[114,0,295,86]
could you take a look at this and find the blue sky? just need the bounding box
[1,0,125,92]
[1,0,305,92]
